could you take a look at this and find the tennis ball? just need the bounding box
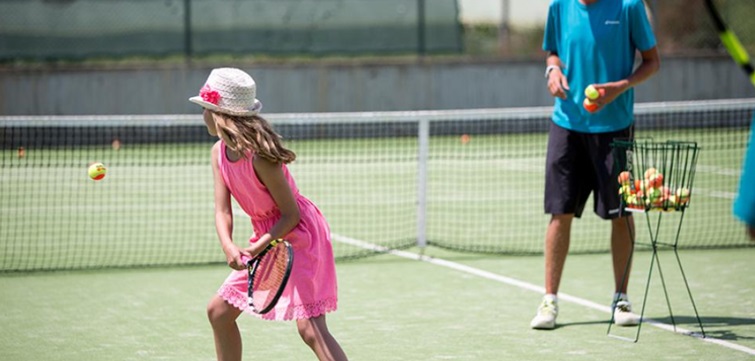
[667,195,677,207]
[88,162,107,181]
[644,167,657,180]
[111,138,122,151]
[585,85,600,100]
[646,173,661,188]
[648,187,661,201]
[583,98,598,113]
[617,171,630,185]
[676,187,690,204]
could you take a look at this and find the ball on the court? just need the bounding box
[88,162,107,181]
[111,138,122,151]
[585,85,600,100]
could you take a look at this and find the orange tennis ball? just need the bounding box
[88,162,107,181]
[644,167,657,180]
[650,173,664,188]
[617,171,630,185]
[583,98,598,113]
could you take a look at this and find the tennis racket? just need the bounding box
[246,239,294,314]
[704,0,755,88]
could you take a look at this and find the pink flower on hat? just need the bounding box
[199,85,220,105]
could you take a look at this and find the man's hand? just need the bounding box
[588,81,630,111]
[547,68,569,99]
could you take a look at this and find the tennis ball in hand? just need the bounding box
[88,162,107,181]
[583,98,598,113]
[585,85,600,100]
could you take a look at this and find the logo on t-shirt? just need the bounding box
[605,20,621,25]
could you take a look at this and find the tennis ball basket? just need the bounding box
[608,139,705,342]
[613,139,699,213]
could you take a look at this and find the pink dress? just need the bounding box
[215,141,338,321]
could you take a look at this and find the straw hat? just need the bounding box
[189,68,263,116]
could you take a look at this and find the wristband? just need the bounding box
[545,65,560,79]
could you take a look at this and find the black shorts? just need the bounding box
[544,123,633,219]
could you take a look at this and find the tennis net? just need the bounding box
[1,98,753,271]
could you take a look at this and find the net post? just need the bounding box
[183,0,193,62]
[417,118,429,249]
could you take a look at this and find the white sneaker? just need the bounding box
[613,298,640,326]
[530,297,558,329]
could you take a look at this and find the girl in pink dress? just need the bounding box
[189,67,348,361]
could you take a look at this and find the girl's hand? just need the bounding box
[223,244,251,270]
[242,238,271,259]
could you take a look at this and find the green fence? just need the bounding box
[0,0,462,60]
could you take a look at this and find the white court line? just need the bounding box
[332,234,755,356]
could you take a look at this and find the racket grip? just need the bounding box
[240,254,252,266]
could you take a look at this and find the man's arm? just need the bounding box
[594,46,660,107]
[546,52,569,99]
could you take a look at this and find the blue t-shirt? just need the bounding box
[542,0,657,133]
[734,114,755,227]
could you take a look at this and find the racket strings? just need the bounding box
[251,245,291,310]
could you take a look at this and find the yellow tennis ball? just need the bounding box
[585,85,600,100]
[88,162,107,181]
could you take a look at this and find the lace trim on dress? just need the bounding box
[217,284,249,312]
[217,285,338,321]
[276,297,338,321]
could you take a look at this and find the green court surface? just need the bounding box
[2,105,753,359]
[1,245,754,360]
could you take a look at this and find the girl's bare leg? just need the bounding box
[296,315,348,361]
[207,295,243,361]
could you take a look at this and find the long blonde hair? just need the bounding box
[211,111,296,164]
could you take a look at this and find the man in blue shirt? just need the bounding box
[531,0,660,330]
[734,117,755,240]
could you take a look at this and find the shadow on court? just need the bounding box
[651,315,755,341]
[557,315,755,342]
